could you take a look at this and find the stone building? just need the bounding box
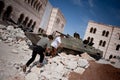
[0,0,48,33]
[84,21,120,59]
[45,8,66,35]
[0,0,66,35]
[34,2,66,35]
[38,1,53,34]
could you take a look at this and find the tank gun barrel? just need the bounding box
[55,31,71,38]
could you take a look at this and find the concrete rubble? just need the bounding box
[38,52,91,80]
[0,24,120,80]
[0,24,92,80]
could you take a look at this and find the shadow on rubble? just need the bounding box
[25,59,48,75]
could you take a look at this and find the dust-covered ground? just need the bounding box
[1,41,120,80]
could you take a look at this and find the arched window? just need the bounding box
[91,37,94,42]
[109,55,113,59]
[90,27,93,33]
[2,6,13,21]
[102,30,106,36]
[33,1,38,8]
[31,21,36,30]
[36,2,40,10]
[24,0,27,2]
[88,37,94,46]
[38,28,41,32]
[38,28,43,33]
[116,44,120,51]
[56,18,60,24]
[106,31,109,37]
[28,0,31,4]
[38,4,42,11]
[87,37,90,42]
[117,33,120,40]
[23,17,29,26]
[0,1,5,17]
[27,19,33,27]
[102,41,106,47]
[99,40,102,46]
[93,28,97,34]
[17,14,24,24]
[31,0,34,6]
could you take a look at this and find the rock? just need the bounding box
[38,53,90,80]
[1,24,27,45]
[74,67,85,74]
[77,59,89,68]
[110,58,117,64]
[11,49,18,54]
[30,66,40,74]
[7,25,14,31]
[114,61,120,68]
[25,73,38,80]
[7,74,25,80]
[40,71,51,79]
[54,63,64,73]
[0,24,6,29]
[50,71,63,79]
[66,60,78,70]
[81,52,95,60]
[7,37,13,42]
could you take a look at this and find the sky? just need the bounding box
[49,0,120,39]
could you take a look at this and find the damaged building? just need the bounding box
[0,0,48,33]
[84,21,120,59]
[0,0,66,35]
[40,2,66,35]
[45,8,66,35]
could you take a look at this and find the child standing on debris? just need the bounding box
[51,34,64,57]
[22,35,53,72]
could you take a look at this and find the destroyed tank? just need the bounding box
[61,36,103,60]
[25,31,103,60]
[54,31,103,60]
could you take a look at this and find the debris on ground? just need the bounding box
[0,24,120,80]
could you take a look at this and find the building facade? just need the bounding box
[0,0,48,33]
[45,8,66,35]
[38,1,53,33]
[84,21,120,59]
[0,0,66,35]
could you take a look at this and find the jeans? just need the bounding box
[26,46,45,67]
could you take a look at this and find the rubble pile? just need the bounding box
[0,25,26,43]
[0,24,119,80]
[0,24,32,80]
[0,24,92,80]
[0,24,33,47]
[38,53,90,80]
[0,24,32,53]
